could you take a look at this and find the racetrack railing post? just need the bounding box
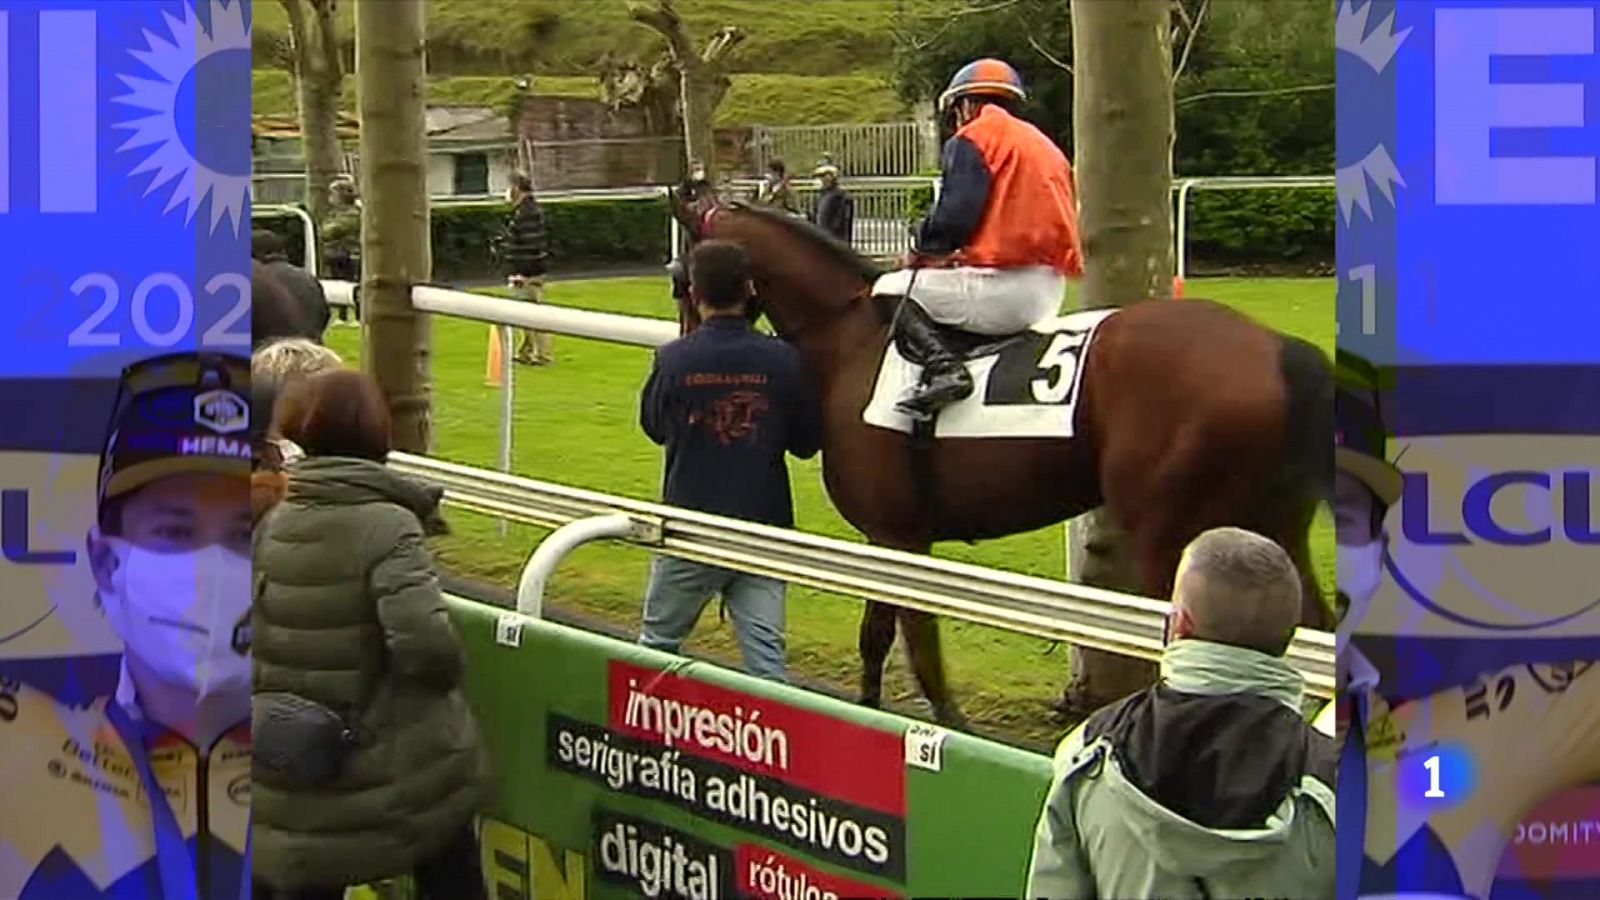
[496,321,515,537]
[515,513,643,619]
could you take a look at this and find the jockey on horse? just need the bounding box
[878,58,1084,422]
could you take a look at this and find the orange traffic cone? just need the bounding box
[1172,275,1185,298]
[485,325,504,387]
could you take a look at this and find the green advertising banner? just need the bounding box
[446,596,1057,899]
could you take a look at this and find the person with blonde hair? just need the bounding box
[252,336,344,383]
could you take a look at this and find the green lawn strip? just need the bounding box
[323,275,1332,749]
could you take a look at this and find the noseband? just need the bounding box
[685,202,868,343]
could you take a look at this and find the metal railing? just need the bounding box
[1172,175,1334,279]
[306,281,1334,696]
[257,175,1333,276]
[752,121,936,179]
[392,452,1335,698]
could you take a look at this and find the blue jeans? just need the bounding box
[639,555,787,682]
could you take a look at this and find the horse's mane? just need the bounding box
[726,201,883,283]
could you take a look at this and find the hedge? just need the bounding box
[874,182,1332,270]
[253,187,1330,278]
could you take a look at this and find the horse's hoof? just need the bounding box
[933,706,971,732]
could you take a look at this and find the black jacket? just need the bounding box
[498,194,550,278]
[812,185,855,244]
[640,316,822,527]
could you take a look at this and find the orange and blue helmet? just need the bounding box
[938,58,1027,113]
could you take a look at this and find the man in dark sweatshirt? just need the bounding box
[637,240,822,681]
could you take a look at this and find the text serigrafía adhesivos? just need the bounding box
[551,715,902,879]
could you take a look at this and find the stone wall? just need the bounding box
[515,95,755,188]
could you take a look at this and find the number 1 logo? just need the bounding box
[0,9,99,215]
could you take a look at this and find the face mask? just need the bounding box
[1336,539,1384,632]
[99,536,252,701]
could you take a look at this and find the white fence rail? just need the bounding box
[391,451,1334,698]
[255,175,1333,277]
[305,279,1335,697]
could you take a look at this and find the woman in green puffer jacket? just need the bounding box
[251,369,489,899]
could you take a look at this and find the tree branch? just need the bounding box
[278,0,307,75]
[309,0,343,81]
[1175,81,1333,107]
[628,0,694,65]
[701,26,746,66]
[896,0,1025,52]
[1027,32,1071,74]
[1170,0,1208,85]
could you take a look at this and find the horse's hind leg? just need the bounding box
[858,601,897,708]
[1277,498,1331,630]
[898,608,969,730]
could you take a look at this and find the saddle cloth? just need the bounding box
[861,307,1118,439]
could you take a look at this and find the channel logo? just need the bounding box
[1354,435,1600,638]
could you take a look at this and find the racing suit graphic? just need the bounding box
[0,674,249,898]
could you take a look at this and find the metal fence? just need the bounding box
[295,280,1336,697]
[752,122,935,178]
[728,175,937,257]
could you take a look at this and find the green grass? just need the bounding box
[253,0,937,78]
[324,275,1332,750]
[252,68,905,127]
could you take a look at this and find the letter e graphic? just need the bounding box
[1435,7,1595,205]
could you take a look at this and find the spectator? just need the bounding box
[637,241,822,682]
[251,369,487,900]
[0,353,253,897]
[811,157,855,245]
[253,228,331,339]
[252,336,345,385]
[494,172,555,366]
[758,159,799,215]
[321,176,361,327]
[250,338,344,523]
[1027,526,1336,900]
[253,260,315,348]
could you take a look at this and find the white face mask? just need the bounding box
[1336,539,1384,632]
[99,536,252,700]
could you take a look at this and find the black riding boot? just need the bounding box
[894,304,974,421]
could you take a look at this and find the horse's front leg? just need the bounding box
[857,600,897,707]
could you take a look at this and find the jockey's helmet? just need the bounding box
[938,58,1027,113]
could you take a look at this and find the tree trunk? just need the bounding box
[628,1,744,183]
[281,0,345,231]
[1062,0,1176,713]
[355,0,432,452]
[679,67,719,180]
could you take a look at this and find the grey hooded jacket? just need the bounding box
[1026,640,1336,899]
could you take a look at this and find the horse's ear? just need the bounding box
[670,182,703,237]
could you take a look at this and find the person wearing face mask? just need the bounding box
[1026,527,1336,900]
[1328,353,1600,899]
[0,352,254,900]
[251,369,487,900]
[872,58,1083,422]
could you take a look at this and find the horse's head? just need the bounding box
[667,189,880,344]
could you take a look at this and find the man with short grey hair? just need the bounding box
[1027,526,1335,899]
[1171,526,1302,656]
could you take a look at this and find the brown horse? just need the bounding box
[670,187,1332,727]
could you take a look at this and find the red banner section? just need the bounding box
[734,843,901,900]
[1497,783,1600,878]
[607,660,906,816]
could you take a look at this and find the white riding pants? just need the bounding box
[872,265,1066,335]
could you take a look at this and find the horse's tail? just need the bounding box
[1275,334,1335,509]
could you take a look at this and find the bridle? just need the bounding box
[683,198,870,344]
